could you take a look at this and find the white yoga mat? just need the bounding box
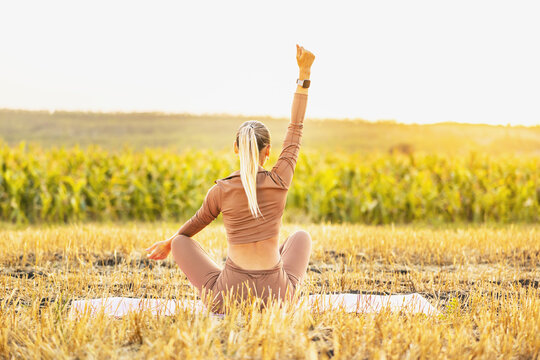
[69,293,439,318]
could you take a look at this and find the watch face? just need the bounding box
[302,80,311,88]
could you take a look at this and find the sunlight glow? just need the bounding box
[0,0,538,126]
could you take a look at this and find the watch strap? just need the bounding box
[296,79,311,88]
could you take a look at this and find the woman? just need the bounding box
[145,44,315,314]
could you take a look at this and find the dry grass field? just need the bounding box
[1,222,538,359]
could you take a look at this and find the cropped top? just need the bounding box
[176,92,308,244]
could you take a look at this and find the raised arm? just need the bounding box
[271,44,315,189]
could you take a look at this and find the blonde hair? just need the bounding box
[235,120,271,219]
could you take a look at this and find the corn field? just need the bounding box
[0,141,538,224]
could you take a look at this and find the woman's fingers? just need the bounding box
[147,245,169,260]
[146,245,158,258]
[296,44,315,67]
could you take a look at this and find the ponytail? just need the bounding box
[238,125,264,219]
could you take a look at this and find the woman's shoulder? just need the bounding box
[215,166,268,182]
[215,169,288,191]
[217,170,241,182]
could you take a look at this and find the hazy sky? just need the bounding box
[1,1,539,126]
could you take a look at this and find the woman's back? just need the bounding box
[174,92,308,269]
[217,164,292,245]
[216,166,291,269]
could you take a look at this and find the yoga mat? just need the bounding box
[69,293,439,318]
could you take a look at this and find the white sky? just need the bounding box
[0,1,539,126]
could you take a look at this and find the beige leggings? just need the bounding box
[171,230,312,314]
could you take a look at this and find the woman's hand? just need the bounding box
[145,238,172,260]
[296,44,315,71]
[296,44,314,94]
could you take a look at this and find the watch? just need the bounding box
[296,79,311,88]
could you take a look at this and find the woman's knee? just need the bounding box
[292,230,312,247]
[294,230,311,242]
[170,234,193,252]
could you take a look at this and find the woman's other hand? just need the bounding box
[145,239,172,260]
[296,44,315,70]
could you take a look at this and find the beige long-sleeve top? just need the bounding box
[177,92,308,244]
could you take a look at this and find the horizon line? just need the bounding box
[0,107,538,129]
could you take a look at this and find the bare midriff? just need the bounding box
[227,236,281,270]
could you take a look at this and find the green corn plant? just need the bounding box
[0,141,538,224]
